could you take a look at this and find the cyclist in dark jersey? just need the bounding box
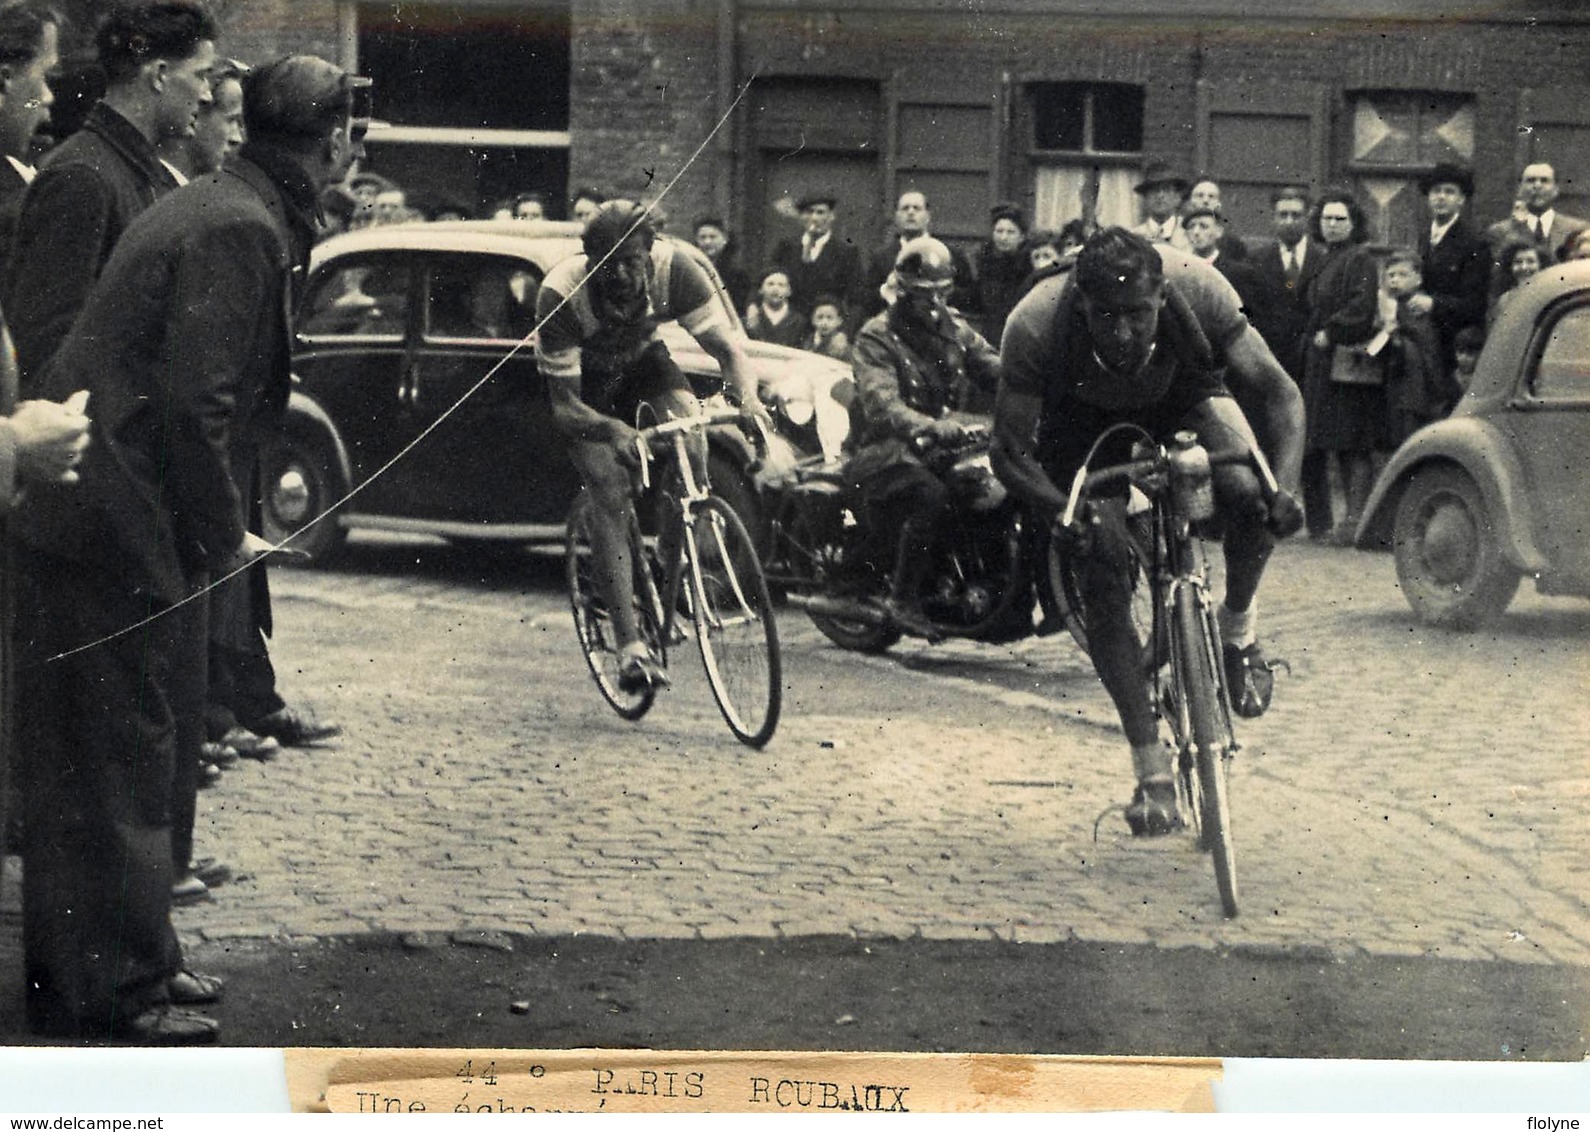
[537,200,770,691]
[992,227,1304,835]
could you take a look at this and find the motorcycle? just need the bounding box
[760,421,1059,652]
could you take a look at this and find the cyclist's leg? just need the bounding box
[1183,396,1279,716]
[635,345,702,570]
[569,439,644,651]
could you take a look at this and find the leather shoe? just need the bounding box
[201,739,239,768]
[220,725,280,760]
[168,968,224,1006]
[197,762,222,789]
[190,856,233,887]
[112,1004,219,1045]
[247,707,342,746]
[171,873,211,905]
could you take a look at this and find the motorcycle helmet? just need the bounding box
[893,236,957,294]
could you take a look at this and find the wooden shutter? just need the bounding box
[1195,80,1330,239]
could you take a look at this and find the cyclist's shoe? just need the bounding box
[1223,640,1279,719]
[616,642,667,694]
[1125,777,1184,837]
[880,595,944,642]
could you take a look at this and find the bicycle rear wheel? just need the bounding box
[566,492,663,721]
[686,495,782,747]
[1172,586,1239,917]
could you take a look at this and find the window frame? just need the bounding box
[1343,88,1477,179]
[1024,80,1146,163]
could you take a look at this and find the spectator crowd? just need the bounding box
[0,0,1585,1051]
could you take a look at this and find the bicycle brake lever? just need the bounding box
[636,435,651,491]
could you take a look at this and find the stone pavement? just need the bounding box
[169,538,1590,969]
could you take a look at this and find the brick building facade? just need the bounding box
[60,2,1590,263]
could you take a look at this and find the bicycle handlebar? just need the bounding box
[632,404,766,491]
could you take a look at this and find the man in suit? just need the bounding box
[1131,159,1193,252]
[1487,162,1588,264]
[0,3,60,270]
[1411,162,1489,373]
[862,189,974,317]
[11,53,366,1044]
[1247,185,1320,384]
[2,0,217,388]
[769,190,864,320]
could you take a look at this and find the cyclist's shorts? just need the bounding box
[582,339,694,421]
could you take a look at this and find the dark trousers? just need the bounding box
[206,568,284,735]
[170,580,208,875]
[1301,449,1334,538]
[16,550,186,1036]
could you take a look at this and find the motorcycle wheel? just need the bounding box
[952,507,1035,644]
[784,500,904,653]
[809,606,902,654]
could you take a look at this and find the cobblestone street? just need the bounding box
[167,535,1588,971]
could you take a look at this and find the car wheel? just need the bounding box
[1392,465,1520,629]
[260,427,349,566]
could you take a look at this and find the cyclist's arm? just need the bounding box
[1221,326,1304,494]
[991,384,1066,525]
[693,322,767,418]
[546,369,636,449]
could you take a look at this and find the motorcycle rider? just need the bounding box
[991,227,1304,835]
[537,200,770,691]
[845,236,1001,637]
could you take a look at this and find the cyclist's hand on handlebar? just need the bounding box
[1265,489,1305,538]
[917,418,966,447]
[609,420,644,467]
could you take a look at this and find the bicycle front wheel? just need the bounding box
[686,495,782,748]
[1172,586,1239,917]
[566,492,661,721]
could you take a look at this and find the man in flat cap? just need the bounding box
[12,53,367,1044]
[1131,158,1193,252]
[770,189,865,322]
[1413,162,1489,374]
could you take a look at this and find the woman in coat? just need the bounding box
[1300,187,1383,544]
[970,202,1030,343]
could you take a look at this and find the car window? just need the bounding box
[300,257,411,338]
[423,255,542,344]
[1533,303,1590,401]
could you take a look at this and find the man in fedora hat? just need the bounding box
[1131,158,1193,251]
[1412,161,1489,373]
[770,189,864,320]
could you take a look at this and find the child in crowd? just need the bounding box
[1451,325,1484,396]
[1379,248,1452,447]
[744,268,809,348]
[802,293,852,361]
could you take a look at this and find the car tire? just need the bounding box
[1391,464,1520,629]
[260,426,349,566]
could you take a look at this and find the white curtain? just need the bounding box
[1033,165,1140,230]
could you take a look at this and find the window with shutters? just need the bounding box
[1024,82,1145,231]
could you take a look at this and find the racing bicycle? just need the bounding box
[565,403,782,748]
[1047,424,1245,917]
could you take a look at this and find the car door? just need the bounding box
[294,252,419,516]
[393,251,579,525]
[1508,297,1590,578]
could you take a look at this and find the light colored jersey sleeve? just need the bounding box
[664,245,730,340]
[534,258,590,381]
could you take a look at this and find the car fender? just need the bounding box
[285,387,354,490]
[1354,417,1549,574]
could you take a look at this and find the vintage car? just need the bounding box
[262,219,850,563]
[1356,260,1590,628]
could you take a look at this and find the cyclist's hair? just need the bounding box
[97,0,217,84]
[582,198,655,261]
[0,2,61,69]
[1073,227,1164,303]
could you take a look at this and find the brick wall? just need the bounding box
[570,0,725,231]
